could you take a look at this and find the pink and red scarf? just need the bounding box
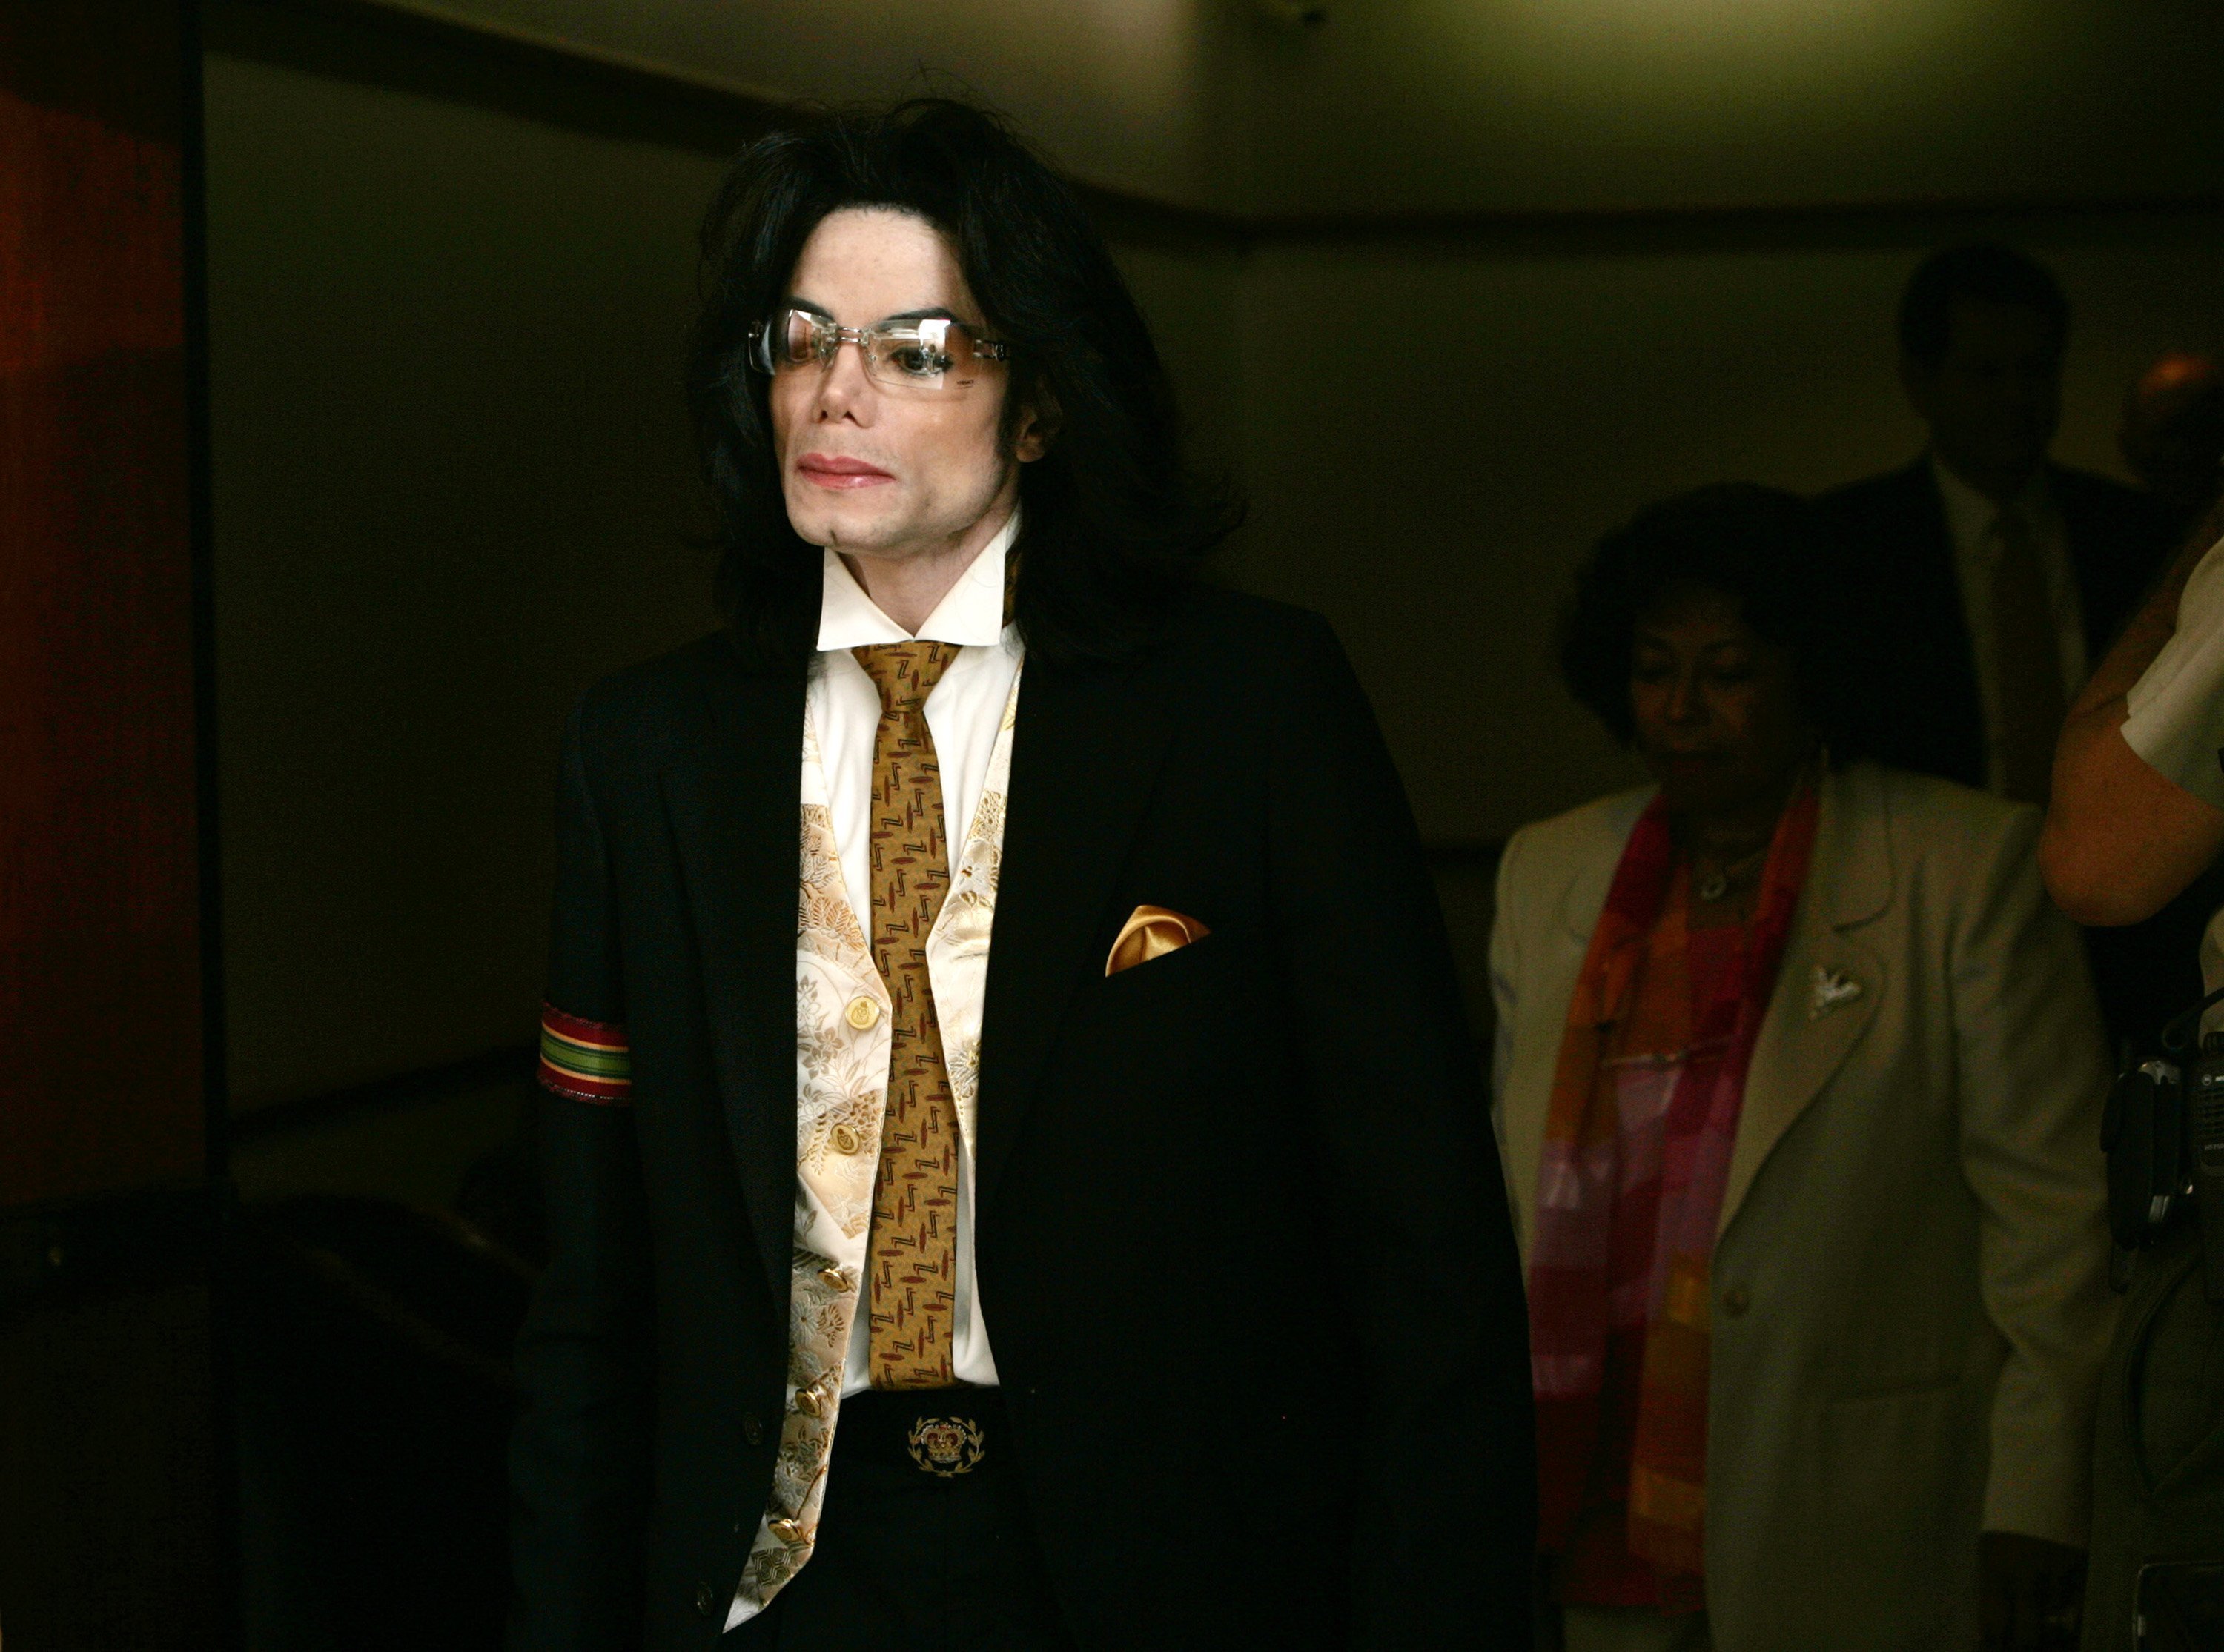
[1527,782,1818,1593]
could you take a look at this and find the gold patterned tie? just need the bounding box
[853,640,962,1390]
[1989,504,2068,805]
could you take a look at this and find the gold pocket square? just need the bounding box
[1105,905,1211,977]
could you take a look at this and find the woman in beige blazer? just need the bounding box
[1494,488,2114,1652]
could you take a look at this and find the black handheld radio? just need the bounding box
[2105,986,2224,1301]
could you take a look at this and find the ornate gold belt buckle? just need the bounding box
[906,1416,986,1477]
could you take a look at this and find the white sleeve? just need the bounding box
[1950,806,2115,1544]
[2124,534,2224,809]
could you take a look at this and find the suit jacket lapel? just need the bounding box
[973,646,1179,1211]
[1718,763,1891,1238]
[659,646,809,1307]
[1558,799,1643,946]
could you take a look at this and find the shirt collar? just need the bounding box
[1930,452,2056,554]
[815,509,1019,652]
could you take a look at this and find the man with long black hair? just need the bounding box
[508,100,1534,1651]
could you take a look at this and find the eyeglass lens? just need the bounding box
[766,308,993,391]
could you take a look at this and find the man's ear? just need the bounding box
[1013,388,1060,463]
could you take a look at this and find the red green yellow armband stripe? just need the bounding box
[538,1004,632,1104]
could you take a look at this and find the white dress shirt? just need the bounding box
[1931,456,2088,795]
[807,511,1020,1395]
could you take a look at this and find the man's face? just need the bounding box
[770,207,1041,564]
[1901,297,2064,498]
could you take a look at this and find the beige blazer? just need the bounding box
[1492,762,2114,1651]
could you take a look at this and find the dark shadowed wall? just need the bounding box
[1227,2,2224,217]
[1225,220,2224,845]
[2,3,222,1644]
[202,26,727,1112]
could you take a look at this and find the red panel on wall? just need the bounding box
[0,1,205,1205]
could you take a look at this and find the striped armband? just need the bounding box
[537,1003,632,1105]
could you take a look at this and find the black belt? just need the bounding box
[834,1386,1004,1479]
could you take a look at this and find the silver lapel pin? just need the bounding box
[1809,964,1864,1021]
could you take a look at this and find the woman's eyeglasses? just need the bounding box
[747,307,1010,394]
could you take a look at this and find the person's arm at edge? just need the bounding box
[1265,611,1536,1648]
[2041,497,2224,924]
[508,700,656,1652]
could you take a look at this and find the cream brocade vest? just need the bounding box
[730,666,1022,1618]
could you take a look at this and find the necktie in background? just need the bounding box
[853,640,962,1390]
[1988,504,2067,805]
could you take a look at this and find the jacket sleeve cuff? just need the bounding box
[1982,1416,2091,1547]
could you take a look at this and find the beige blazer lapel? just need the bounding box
[1495,789,1650,1255]
[1718,763,1893,1239]
[1558,822,1627,947]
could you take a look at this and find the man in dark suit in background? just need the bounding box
[1818,245,2180,1044]
[507,100,1535,1652]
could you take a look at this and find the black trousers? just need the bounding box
[723,1390,1074,1652]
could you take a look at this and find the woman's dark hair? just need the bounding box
[1557,483,1873,759]
[686,98,1238,665]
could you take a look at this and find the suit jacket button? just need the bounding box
[1721,1286,1751,1318]
[743,1411,764,1446]
[845,995,881,1030]
[695,1582,715,1616]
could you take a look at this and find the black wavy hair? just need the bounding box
[686,98,1239,666]
[1897,242,2068,370]
[1557,484,1873,760]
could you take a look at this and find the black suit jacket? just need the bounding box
[1816,457,2204,1045]
[508,588,1537,1651]
[1816,457,2165,788]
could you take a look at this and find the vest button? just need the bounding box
[1721,1286,1752,1318]
[830,1124,862,1155]
[845,996,881,1030]
[742,1411,764,1447]
[695,1582,715,1616]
